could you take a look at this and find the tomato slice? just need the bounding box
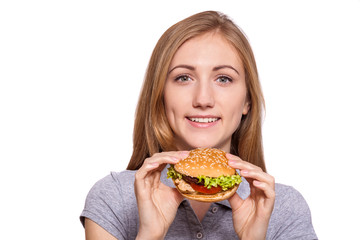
[190,183,222,195]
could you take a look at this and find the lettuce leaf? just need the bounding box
[167,165,182,180]
[167,165,241,191]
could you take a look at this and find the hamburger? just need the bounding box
[167,148,241,202]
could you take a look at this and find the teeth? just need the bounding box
[189,118,219,123]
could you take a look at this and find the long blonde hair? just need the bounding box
[126,11,266,172]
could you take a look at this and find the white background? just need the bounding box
[1,0,359,239]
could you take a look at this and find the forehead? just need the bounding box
[169,32,243,69]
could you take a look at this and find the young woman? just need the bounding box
[80,11,317,239]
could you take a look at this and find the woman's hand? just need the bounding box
[227,153,275,240]
[134,151,188,240]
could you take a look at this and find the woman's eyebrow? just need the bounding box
[168,65,195,73]
[168,64,240,75]
[213,65,240,75]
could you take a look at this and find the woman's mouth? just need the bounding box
[186,117,220,128]
[188,117,219,123]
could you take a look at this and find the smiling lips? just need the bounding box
[189,117,219,123]
[186,116,220,128]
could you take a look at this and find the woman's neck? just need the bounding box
[188,200,211,223]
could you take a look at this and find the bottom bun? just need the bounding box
[173,179,239,202]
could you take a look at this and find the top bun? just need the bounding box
[174,148,235,178]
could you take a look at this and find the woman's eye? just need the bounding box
[216,76,232,84]
[175,75,192,82]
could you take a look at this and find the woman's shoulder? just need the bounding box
[268,183,317,239]
[274,183,309,209]
[88,170,137,196]
[80,170,139,239]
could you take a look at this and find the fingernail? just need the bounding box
[226,153,234,159]
[241,170,248,175]
[171,156,180,162]
[228,160,236,165]
[180,151,189,158]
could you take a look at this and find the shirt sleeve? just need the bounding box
[80,173,129,240]
[268,185,317,240]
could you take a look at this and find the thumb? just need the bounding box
[159,183,184,206]
[170,187,185,205]
[228,192,244,210]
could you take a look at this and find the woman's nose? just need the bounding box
[192,81,215,109]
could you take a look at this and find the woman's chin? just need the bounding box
[176,138,230,152]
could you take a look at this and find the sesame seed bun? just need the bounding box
[174,148,235,178]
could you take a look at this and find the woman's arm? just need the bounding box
[84,218,117,240]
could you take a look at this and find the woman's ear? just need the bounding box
[242,101,250,115]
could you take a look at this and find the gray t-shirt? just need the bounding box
[80,168,317,239]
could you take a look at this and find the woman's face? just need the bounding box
[164,32,249,152]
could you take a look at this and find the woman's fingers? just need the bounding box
[240,170,275,187]
[226,153,275,200]
[135,151,190,239]
[135,151,189,181]
[226,153,272,184]
[226,153,262,172]
[134,151,188,204]
[252,180,276,201]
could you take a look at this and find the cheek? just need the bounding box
[164,95,174,123]
[165,101,187,120]
[222,92,247,125]
[164,87,186,123]
[164,82,193,111]
[227,106,243,126]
